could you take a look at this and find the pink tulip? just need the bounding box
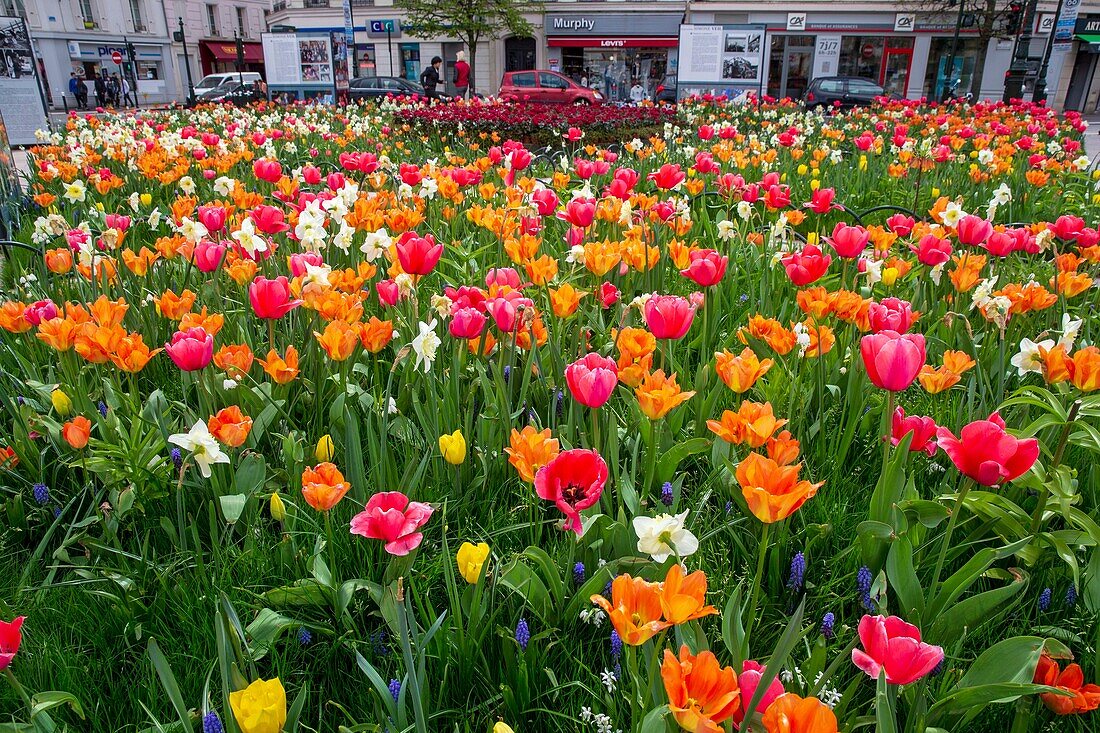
[395,232,443,276]
[376,279,400,307]
[164,327,213,371]
[680,249,729,287]
[485,267,522,290]
[449,307,487,339]
[732,660,785,729]
[253,159,283,183]
[288,252,324,278]
[852,614,944,685]
[197,205,227,233]
[193,240,227,273]
[0,616,25,670]
[868,298,915,334]
[886,213,916,236]
[565,353,618,408]
[249,276,303,320]
[936,411,1040,486]
[559,198,596,229]
[860,330,926,392]
[826,222,870,259]
[644,295,697,340]
[531,188,560,217]
[350,491,433,556]
[911,234,953,267]
[955,214,993,246]
[891,407,938,456]
[782,245,832,286]
[599,282,620,309]
[23,299,58,326]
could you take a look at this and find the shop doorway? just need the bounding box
[505,37,535,72]
[442,41,462,95]
[881,46,913,97]
[768,35,814,100]
[1065,51,1097,111]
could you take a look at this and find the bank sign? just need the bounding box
[544,12,683,37]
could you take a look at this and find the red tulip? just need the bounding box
[891,407,938,456]
[936,411,1040,486]
[911,234,953,267]
[0,616,24,670]
[886,213,916,236]
[644,295,697,340]
[648,163,685,190]
[531,188,560,217]
[852,614,943,685]
[732,660,784,729]
[350,491,433,556]
[826,222,870,259]
[559,198,596,229]
[395,232,443,276]
[955,214,993,246]
[250,205,289,235]
[804,188,838,214]
[762,184,791,210]
[449,307,487,339]
[249,276,303,320]
[868,297,915,333]
[680,249,729,287]
[376,279,400,307]
[1051,214,1086,241]
[165,327,213,371]
[860,330,925,392]
[565,353,618,408]
[782,245,832,286]
[599,282,620,309]
[193,240,227,273]
[534,449,608,535]
[253,159,283,183]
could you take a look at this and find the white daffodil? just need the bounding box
[231,217,269,258]
[991,182,1012,206]
[177,175,196,195]
[940,201,966,228]
[632,510,698,562]
[1060,313,1083,351]
[410,319,441,373]
[177,216,209,245]
[1011,337,1055,376]
[736,200,754,220]
[168,420,230,478]
[717,219,737,241]
[63,179,86,203]
[360,227,390,262]
[213,176,236,196]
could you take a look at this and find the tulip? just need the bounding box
[891,407,938,456]
[644,295,697,340]
[591,574,669,645]
[315,434,335,462]
[648,163,686,190]
[229,677,287,733]
[193,240,227,272]
[660,645,741,732]
[505,426,560,484]
[165,327,214,371]
[781,245,832,286]
[0,616,25,670]
[51,388,73,416]
[658,563,716,624]
[733,660,785,729]
[269,492,287,522]
[23,299,58,326]
[249,276,302,320]
[350,491,433,556]
[760,693,838,733]
[565,353,618,408]
[455,541,489,584]
[911,234,952,267]
[438,429,466,465]
[250,205,288,235]
[955,214,993,246]
[1033,653,1100,715]
[252,159,283,183]
[376,279,400,307]
[936,411,1039,486]
[197,204,227,233]
[868,297,915,333]
[559,197,596,228]
[207,406,253,448]
[530,188,559,217]
[62,416,91,449]
[714,348,773,393]
[735,451,821,523]
[534,449,608,535]
[860,330,926,392]
[680,249,729,287]
[826,222,870,259]
[804,187,837,214]
[852,614,944,685]
[395,231,443,275]
[301,462,351,512]
[599,282,620,309]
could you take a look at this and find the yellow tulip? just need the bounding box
[139,193,152,206]
[456,541,490,584]
[269,493,286,522]
[882,267,899,287]
[809,179,820,191]
[858,155,868,172]
[494,724,515,733]
[51,389,73,417]
[806,232,819,246]
[314,434,335,462]
[438,429,466,465]
[229,678,286,733]
[796,164,808,176]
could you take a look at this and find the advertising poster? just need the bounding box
[677,24,766,98]
[0,17,48,145]
[298,38,332,84]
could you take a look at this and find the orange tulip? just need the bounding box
[207,406,253,448]
[505,426,559,483]
[948,254,987,292]
[831,289,871,331]
[524,254,558,285]
[762,693,838,733]
[636,370,696,420]
[62,416,92,449]
[258,346,300,384]
[796,287,835,319]
[661,645,741,733]
[549,283,587,318]
[941,350,976,375]
[179,307,224,337]
[36,318,79,352]
[801,321,835,358]
[591,574,670,646]
[1068,346,1100,392]
[1033,653,1100,715]
[917,365,961,394]
[315,320,360,361]
[44,248,73,274]
[582,239,621,277]
[736,451,822,523]
[74,323,124,364]
[714,347,773,393]
[301,462,351,511]
[89,296,128,327]
[660,564,718,625]
[0,301,31,333]
[214,344,255,379]
[154,289,196,320]
[359,317,395,354]
[109,333,161,372]
[707,401,787,448]
[1038,343,1072,384]
[1051,271,1093,298]
[766,430,801,466]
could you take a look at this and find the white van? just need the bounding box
[194,72,262,94]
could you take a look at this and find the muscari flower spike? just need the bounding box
[515,618,530,650]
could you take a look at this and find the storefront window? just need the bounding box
[767,35,814,100]
[355,44,376,78]
[837,36,884,81]
[559,47,669,102]
[923,38,980,99]
[400,43,419,82]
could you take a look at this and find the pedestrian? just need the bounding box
[68,72,84,110]
[93,71,106,107]
[108,74,121,106]
[256,77,268,99]
[453,50,470,100]
[420,55,442,102]
[120,74,135,106]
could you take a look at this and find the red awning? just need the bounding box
[547,36,678,48]
[201,40,264,63]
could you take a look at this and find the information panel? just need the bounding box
[677,24,766,99]
[0,17,48,145]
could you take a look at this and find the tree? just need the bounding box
[395,0,541,92]
[909,0,1019,100]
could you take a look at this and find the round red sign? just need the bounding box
[111,50,123,65]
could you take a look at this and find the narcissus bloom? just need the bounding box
[505,426,560,483]
[229,677,286,733]
[455,541,490,584]
[438,429,467,465]
[0,616,25,670]
[635,370,695,420]
[207,406,253,448]
[860,330,925,391]
[761,693,838,733]
[62,416,91,449]
[852,614,943,685]
[301,462,351,512]
[936,411,1039,486]
[736,452,822,523]
[591,574,669,645]
[661,645,741,733]
[350,491,433,556]
[534,449,608,535]
[168,420,229,478]
[633,511,699,562]
[565,353,618,408]
[1033,653,1100,715]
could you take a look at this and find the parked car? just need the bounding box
[654,74,677,104]
[348,76,453,102]
[499,70,603,104]
[193,72,262,95]
[194,82,265,106]
[802,76,892,110]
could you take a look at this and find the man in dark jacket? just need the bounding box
[93,71,106,107]
[420,56,442,102]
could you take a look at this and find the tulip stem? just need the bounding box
[1030,400,1080,535]
[744,522,771,643]
[4,669,32,711]
[881,392,895,473]
[930,478,974,598]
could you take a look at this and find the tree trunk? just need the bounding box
[468,38,477,95]
[969,40,989,100]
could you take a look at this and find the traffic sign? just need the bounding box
[111,50,123,65]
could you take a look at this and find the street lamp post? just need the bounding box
[1033,0,1066,103]
[1004,0,1038,101]
[175,17,196,105]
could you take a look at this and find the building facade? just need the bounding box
[162,0,270,100]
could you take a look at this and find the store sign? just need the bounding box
[1056,0,1082,45]
[893,13,915,32]
[812,35,841,78]
[1038,14,1055,34]
[1074,15,1100,33]
[546,12,683,37]
[786,13,807,31]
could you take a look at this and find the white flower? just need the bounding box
[410,319,441,373]
[929,262,945,286]
[177,216,209,245]
[566,244,586,265]
[977,148,995,166]
[632,511,698,562]
[213,176,236,196]
[736,200,753,220]
[63,179,86,203]
[177,175,196,195]
[168,420,230,478]
[394,273,415,296]
[147,208,163,229]
[940,201,966,228]
[127,192,141,211]
[1060,313,1083,351]
[1010,337,1054,376]
[431,294,453,317]
[863,257,884,286]
[360,227,390,262]
[600,669,617,693]
[991,182,1012,206]
[717,219,737,241]
[231,217,269,258]
[971,276,999,310]
[617,199,633,226]
[793,321,811,357]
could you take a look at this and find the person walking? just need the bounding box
[68,73,85,110]
[120,74,135,106]
[420,55,442,102]
[93,71,106,108]
[453,50,470,100]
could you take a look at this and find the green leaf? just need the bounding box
[722,583,747,666]
[875,671,898,733]
[244,608,298,661]
[928,683,1064,722]
[929,537,1031,618]
[657,437,710,484]
[283,682,308,733]
[929,569,1029,645]
[146,638,193,732]
[742,597,806,722]
[957,636,1045,688]
[886,536,924,620]
[639,704,670,733]
[30,691,85,720]
[234,454,266,495]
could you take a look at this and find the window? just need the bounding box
[206,4,218,36]
[128,0,142,29]
[817,79,845,94]
[78,0,95,27]
[236,8,246,37]
[2,0,24,17]
[848,78,884,95]
[510,71,536,88]
[539,73,569,89]
[354,44,376,77]
[399,43,420,81]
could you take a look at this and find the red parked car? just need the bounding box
[499,70,603,104]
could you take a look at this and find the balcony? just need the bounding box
[303,0,329,7]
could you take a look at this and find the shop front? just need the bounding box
[545,12,681,102]
[199,40,265,76]
[1065,15,1100,111]
[63,39,173,105]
